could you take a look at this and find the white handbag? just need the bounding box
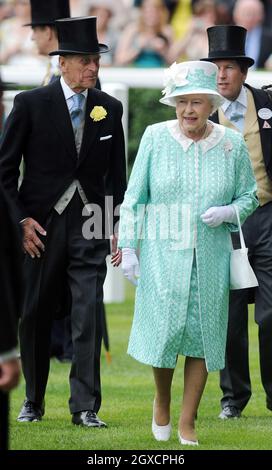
[230,205,259,290]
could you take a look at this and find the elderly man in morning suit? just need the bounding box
[0,16,126,427]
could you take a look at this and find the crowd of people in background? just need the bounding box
[1,0,272,69]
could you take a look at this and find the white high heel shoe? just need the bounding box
[152,402,171,441]
[178,431,199,446]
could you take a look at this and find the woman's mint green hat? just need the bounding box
[160,60,225,111]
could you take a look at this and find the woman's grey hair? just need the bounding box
[208,95,221,115]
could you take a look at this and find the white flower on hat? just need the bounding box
[162,62,189,96]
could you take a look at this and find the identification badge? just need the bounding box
[258,108,272,120]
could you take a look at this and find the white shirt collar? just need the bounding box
[167,119,225,154]
[60,76,88,102]
[221,85,247,113]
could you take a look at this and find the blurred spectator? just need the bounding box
[121,0,135,6]
[70,0,85,16]
[215,0,234,24]
[134,0,179,18]
[110,0,135,30]
[233,0,272,69]
[163,0,179,18]
[0,0,13,21]
[115,0,173,67]
[85,0,119,66]
[27,0,70,86]
[263,0,272,27]
[170,0,193,40]
[169,0,217,62]
[0,0,40,65]
[264,53,272,70]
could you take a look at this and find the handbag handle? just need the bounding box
[233,204,246,251]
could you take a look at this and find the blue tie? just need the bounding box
[228,100,244,132]
[229,101,244,122]
[70,93,85,129]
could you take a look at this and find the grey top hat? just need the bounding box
[201,25,254,67]
[49,16,109,56]
[24,0,70,27]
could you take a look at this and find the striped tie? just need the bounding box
[70,93,85,130]
[229,101,244,122]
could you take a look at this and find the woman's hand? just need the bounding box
[121,248,140,286]
[200,205,236,227]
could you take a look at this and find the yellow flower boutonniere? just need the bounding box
[90,106,107,122]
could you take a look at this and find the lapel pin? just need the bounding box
[263,120,271,129]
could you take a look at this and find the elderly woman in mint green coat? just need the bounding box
[116,61,258,446]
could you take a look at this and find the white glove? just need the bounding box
[121,248,140,286]
[200,205,236,228]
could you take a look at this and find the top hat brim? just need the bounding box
[201,54,254,67]
[49,44,109,56]
[24,21,56,27]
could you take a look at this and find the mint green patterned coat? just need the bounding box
[118,121,258,371]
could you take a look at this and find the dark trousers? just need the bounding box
[50,317,73,360]
[19,192,108,414]
[50,270,73,361]
[0,391,8,450]
[220,202,272,410]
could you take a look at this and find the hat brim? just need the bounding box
[49,44,109,56]
[24,21,56,27]
[201,55,255,67]
[160,88,225,112]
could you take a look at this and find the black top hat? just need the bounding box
[201,25,254,67]
[24,0,70,27]
[49,16,109,56]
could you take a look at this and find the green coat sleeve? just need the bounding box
[118,126,152,249]
[228,134,259,230]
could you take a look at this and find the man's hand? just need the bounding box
[0,359,20,392]
[22,217,47,258]
[111,234,122,267]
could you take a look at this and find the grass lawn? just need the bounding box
[10,284,272,450]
